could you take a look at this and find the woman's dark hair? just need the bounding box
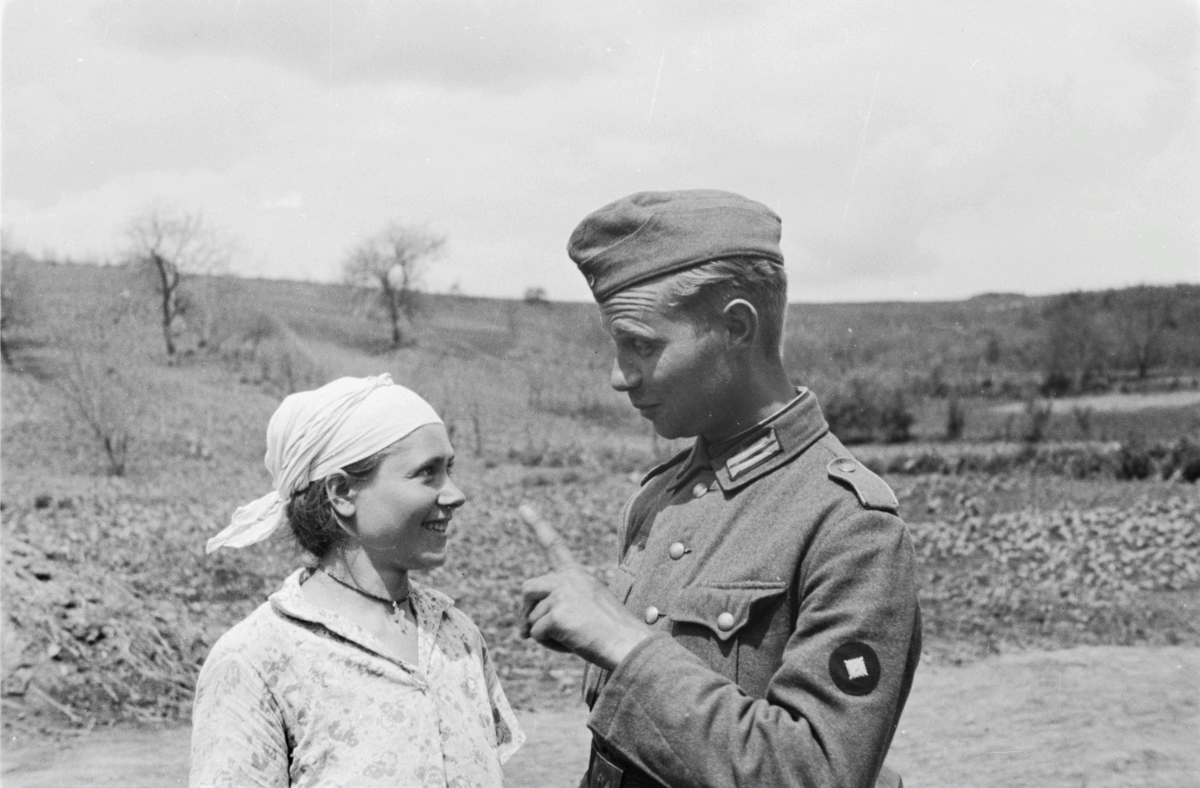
[286,445,397,558]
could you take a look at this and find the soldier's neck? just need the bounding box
[702,361,796,447]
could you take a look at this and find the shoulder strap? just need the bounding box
[827,457,899,513]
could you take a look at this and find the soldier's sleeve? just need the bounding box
[586,508,920,788]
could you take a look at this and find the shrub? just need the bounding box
[1166,436,1200,482]
[945,395,966,440]
[1116,440,1154,480]
[878,390,915,444]
[1071,405,1095,439]
[877,434,1199,482]
[1020,397,1053,443]
[822,377,918,444]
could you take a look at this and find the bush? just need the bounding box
[1117,440,1155,480]
[822,377,918,445]
[878,390,915,444]
[877,434,1199,482]
[1071,405,1095,439]
[945,395,966,440]
[1167,436,1200,482]
[1020,397,1053,443]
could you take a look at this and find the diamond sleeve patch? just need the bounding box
[844,656,869,680]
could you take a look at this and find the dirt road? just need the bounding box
[3,646,1197,788]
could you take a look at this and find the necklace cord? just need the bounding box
[321,567,411,613]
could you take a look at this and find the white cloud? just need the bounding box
[2,0,1196,302]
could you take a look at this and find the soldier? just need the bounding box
[520,189,921,788]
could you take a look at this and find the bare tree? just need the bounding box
[57,346,143,475]
[343,223,445,348]
[124,206,231,357]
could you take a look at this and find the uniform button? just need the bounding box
[668,542,686,560]
[644,606,661,625]
[836,458,857,473]
[716,612,735,631]
[691,482,708,498]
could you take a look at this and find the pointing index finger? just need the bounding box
[518,503,577,570]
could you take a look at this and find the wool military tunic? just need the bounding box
[582,389,921,788]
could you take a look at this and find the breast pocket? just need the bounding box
[666,582,787,687]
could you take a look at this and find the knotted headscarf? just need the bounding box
[206,374,443,553]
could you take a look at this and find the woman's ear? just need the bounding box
[721,298,759,349]
[324,474,357,520]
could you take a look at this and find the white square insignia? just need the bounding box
[844,656,869,680]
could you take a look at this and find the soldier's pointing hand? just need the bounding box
[519,504,653,670]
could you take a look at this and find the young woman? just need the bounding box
[191,374,523,788]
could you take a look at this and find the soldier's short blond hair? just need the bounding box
[661,256,788,357]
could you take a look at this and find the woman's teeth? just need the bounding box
[422,520,448,534]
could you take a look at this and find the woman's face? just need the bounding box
[347,424,465,572]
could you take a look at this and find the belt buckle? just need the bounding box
[589,747,624,788]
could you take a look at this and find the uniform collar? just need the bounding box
[667,388,829,494]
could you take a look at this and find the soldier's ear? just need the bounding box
[721,299,759,349]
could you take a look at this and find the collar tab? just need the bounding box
[713,389,830,492]
[725,429,782,480]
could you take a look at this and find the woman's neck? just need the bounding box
[321,549,411,601]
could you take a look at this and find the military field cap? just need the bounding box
[567,189,784,302]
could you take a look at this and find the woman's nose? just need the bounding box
[440,476,466,509]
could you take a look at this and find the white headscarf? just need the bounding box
[206,374,443,553]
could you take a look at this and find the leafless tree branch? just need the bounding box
[343,222,445,347]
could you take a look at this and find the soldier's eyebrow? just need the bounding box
[608,320,656,340]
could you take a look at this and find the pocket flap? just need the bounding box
[667,582,786,641]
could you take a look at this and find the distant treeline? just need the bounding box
[782,286,1200,400]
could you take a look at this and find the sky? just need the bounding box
[3,0,1198,303]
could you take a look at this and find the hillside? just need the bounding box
[1,260,1198,731]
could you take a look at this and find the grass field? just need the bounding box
[2,261,1199,785]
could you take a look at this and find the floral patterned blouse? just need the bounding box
[190,568,524,787]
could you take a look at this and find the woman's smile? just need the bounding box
[421,517,451,535]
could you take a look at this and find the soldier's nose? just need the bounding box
[610,358,638,392]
